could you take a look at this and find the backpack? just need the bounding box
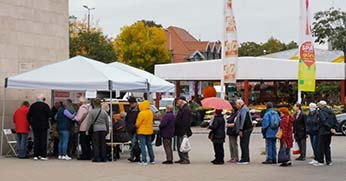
[269,111,280,129]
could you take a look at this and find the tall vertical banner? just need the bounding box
[222,0,238,84]
[298,0,316,92]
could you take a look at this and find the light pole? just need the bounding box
[83,5,95,31]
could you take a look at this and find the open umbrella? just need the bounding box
[201,97,233,110]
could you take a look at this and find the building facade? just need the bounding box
[0,0,69,138]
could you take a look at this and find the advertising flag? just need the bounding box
[298,0,316,92]
[222,0,238,84]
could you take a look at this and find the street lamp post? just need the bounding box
[83,5,95,31]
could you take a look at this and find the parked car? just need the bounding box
[159,98,175,112]
[335,113,346,135]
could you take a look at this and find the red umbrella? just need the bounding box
[201,97,233,110]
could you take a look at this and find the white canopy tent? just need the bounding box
[1,56,148,158]
[154,57,345,81]
[109,62,175,92]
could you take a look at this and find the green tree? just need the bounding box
[286,41,299,50]
[313,8,346,62]
[69,16,117,63]
[238,42,263,56]
[114,21,170,73]
[262,37,284,54]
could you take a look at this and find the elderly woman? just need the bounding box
[306,103,320,164]
[208,109,226,165]
[293,103,307,161]
[278,107,294,166]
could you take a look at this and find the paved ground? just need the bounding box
[0,128,346,181]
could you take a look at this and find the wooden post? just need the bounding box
[194,81,199,100]
[244,80,249,105]
[341,80,345,105]
[176,81,181,98]
[155,93,160,109]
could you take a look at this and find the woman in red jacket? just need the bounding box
[278,107,294,166]
[13,101,30,158]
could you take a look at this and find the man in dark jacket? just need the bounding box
[175,96,192,164]
[27,94,52,160]
[314,100,337,166]
[235,99,253,165]
[159,104,175,164]
[293,103,307,161]
[209,109,225,165]
[125,96,141,162]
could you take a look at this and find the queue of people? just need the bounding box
[11,94,338,168]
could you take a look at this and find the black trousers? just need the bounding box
[92,131,107,161]
[296,138,307,159]
[33,129,48,158]
[79,131,92,159]
[317,134,332,164]
[213,142,224,162]
[240,129,252,162]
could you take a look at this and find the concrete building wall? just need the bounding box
[0,0,69,138]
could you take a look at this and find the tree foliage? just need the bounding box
[313,8,346,61]
[238,37,298,56]
[114,21,170,73]
[69,16,117,63]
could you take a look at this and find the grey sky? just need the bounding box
[69,0,346,44]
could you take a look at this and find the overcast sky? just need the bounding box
[69,0,346,45]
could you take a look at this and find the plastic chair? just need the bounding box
[3,129,18,157]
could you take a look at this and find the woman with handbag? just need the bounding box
[208,109,226,165]
[278,107,294,167]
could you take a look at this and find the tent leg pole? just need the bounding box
[1,88,7,157]
[110,90,114,162]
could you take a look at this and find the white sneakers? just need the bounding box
[138,162,148,166]
[313,163,324,167]
[309,160,318,165]
[58,155,72,160]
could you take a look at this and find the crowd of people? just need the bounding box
[11,94,338,167]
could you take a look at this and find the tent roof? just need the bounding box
[154,57,345,81]
[6,56,148,91]
[109,62,175,92]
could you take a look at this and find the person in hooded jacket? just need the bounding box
[208,109,226,165]
[136,100,155,165]
[306,103,320,164]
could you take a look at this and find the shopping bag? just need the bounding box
[155,132,162,147]
[292,142,300,155]
[179,136,191,153]
[278,144,290,163]
[275,128,283,139]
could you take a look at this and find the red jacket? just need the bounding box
[13,106,30,133]
[280,114,294,148]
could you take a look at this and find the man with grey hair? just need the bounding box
[27,94,52,161]
[159,104,175,164]
[235,98,253,165]
[313,100,337,166]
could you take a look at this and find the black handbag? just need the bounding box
[278,144,290,163]
[155,132,162,147]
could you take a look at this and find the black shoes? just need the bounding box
[128,158,141,162]
[280,162,292,167]
[162,160,173,164]
[262,160,277,164]
[295,157,306,161]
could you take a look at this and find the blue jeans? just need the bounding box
[130,134,138,159]
[266,138,277,161]
[58,130,69,156]
[16,133,28,158]
[138,135,155,163]
[309,133,319,159]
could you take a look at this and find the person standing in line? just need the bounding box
[13,101,30,159]
[261,102,281,164]
[313,100,337,167]
[27,95,52,161]
[235,99,253,165]
[226,102,239,163]
[159,104,175,164]
[87,98,109,162]
[278,107,294,167]
[174,96,192,165]
[56,100,75,160]
[125,96,141,162]
[306,103,320,165]
[136,100,155,166]
[293,103,307,161]
[74,97,92,160]
[208,109,226,165]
